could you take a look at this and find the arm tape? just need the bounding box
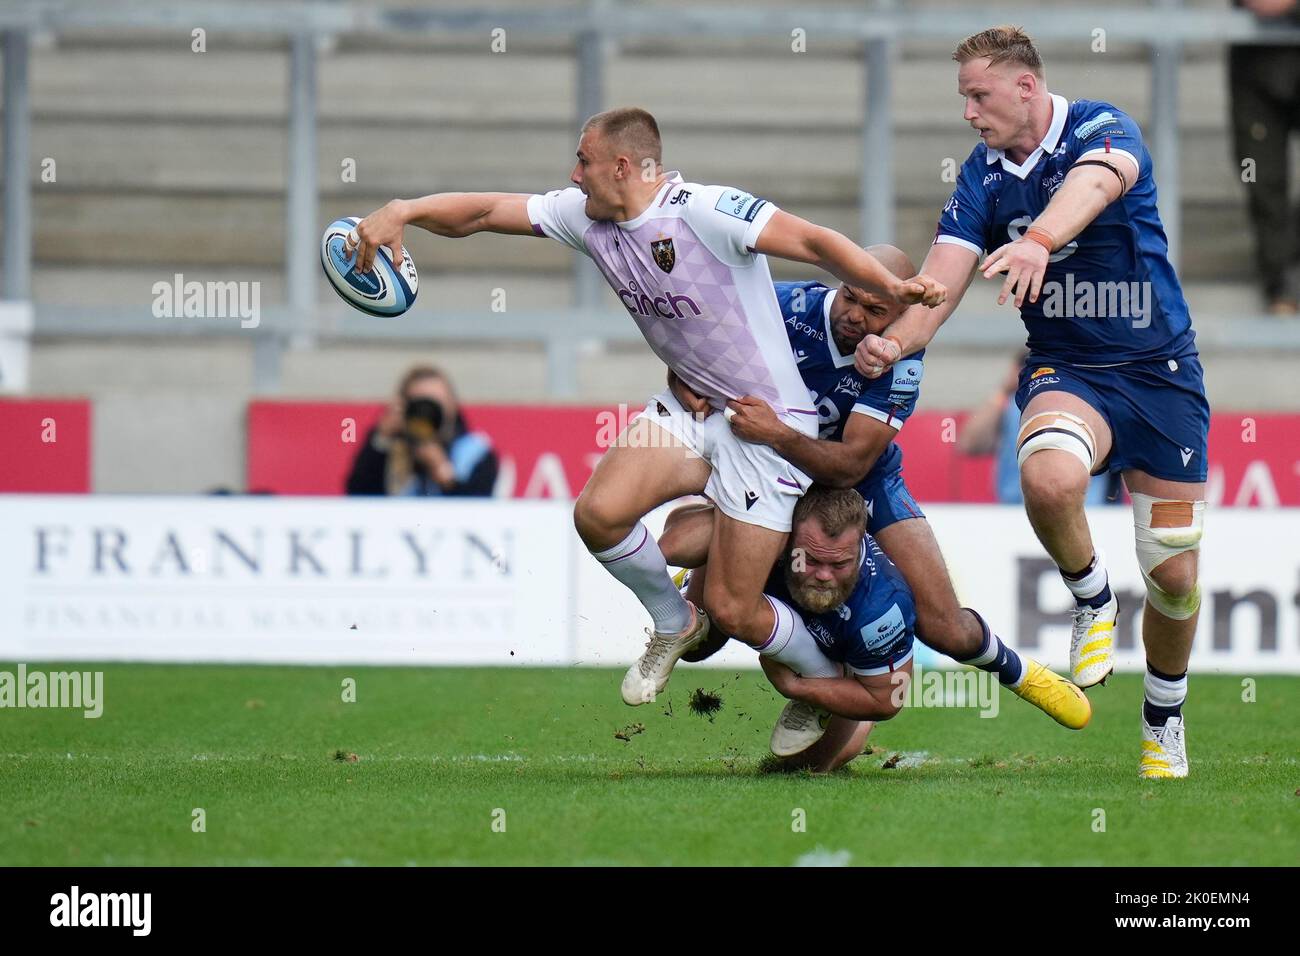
[1071,158,1129,195]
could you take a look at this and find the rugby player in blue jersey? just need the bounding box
[667,485,917,771]
[661,243,1089,757]
[854,28,1209,778]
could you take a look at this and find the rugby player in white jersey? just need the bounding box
[348,108,945,705]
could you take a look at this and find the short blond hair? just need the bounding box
[792,485,867,540]
[953,26,1043,77]
[581,107,662,164]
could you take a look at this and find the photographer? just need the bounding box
[345,365,498,497]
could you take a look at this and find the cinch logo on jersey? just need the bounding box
[1039,276,1152,328]
[50,886,151,936]
[615,279,702,319]
[888,662,1000,719]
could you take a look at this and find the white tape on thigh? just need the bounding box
[1016,410,1096,473]
[1131,492,1205,620]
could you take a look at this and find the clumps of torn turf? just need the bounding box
[333,750,359,763]
[688,687,723,720]
[614,722,645,742]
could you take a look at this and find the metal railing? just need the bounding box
[5,0,1300,396]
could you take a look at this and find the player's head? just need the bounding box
[784,486,867,614]
[572,107,664,221]
[952,26,1046,152]
[830,244,917,353]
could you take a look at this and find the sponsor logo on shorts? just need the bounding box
[1026,374,1061,393]
[744,490,759,510]
[1031,367,1056,379]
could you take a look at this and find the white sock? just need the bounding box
[757,594,841,678]
[591,523,692,635]
[1144,667,1187,709]
[1061,551,1109,603]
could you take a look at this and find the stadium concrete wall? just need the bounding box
[1,496,1295,675]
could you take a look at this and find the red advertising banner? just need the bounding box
[247,401,1300,506]
[0,398,92,493]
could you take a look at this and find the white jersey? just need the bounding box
[527,174,817,423]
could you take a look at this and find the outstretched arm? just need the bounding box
[753,211,946,308]
[346,193,536,273]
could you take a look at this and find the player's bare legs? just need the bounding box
[1017,390,1119,688]
[659,501,715,569]
[1124,470,1205,779]
[874,518,981,659]
[874,517,1090,729]
[702,513,792,650]
[1017,390,1113,572]
[574,417,710,553]
[573,417,713,704]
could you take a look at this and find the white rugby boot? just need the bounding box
[1140,712,1188,779]
[620,602,710,706]
[1069,593,1118,688]
[769,699,831,757]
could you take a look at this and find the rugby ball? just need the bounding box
[319,216,419,317]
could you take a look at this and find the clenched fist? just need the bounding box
[854,333,902,380]
[891,274,947,308]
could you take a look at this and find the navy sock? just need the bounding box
[957,608,1023,686]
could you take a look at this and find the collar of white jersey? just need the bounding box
[984,93,1069,180]
[821,288,857,368]
[617,171,684,230]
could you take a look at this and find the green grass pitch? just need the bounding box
[1,663,1295,866]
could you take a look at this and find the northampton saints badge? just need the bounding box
[651,237,675,274]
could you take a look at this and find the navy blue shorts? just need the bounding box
[854,443,925,534]
[1014,354,1210,483]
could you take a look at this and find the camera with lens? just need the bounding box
[403,396,448,450]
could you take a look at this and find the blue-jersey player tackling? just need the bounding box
[855,27,1209,778]
[661,244,1089,760]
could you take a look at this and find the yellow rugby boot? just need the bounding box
[1010,657,1092,729]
